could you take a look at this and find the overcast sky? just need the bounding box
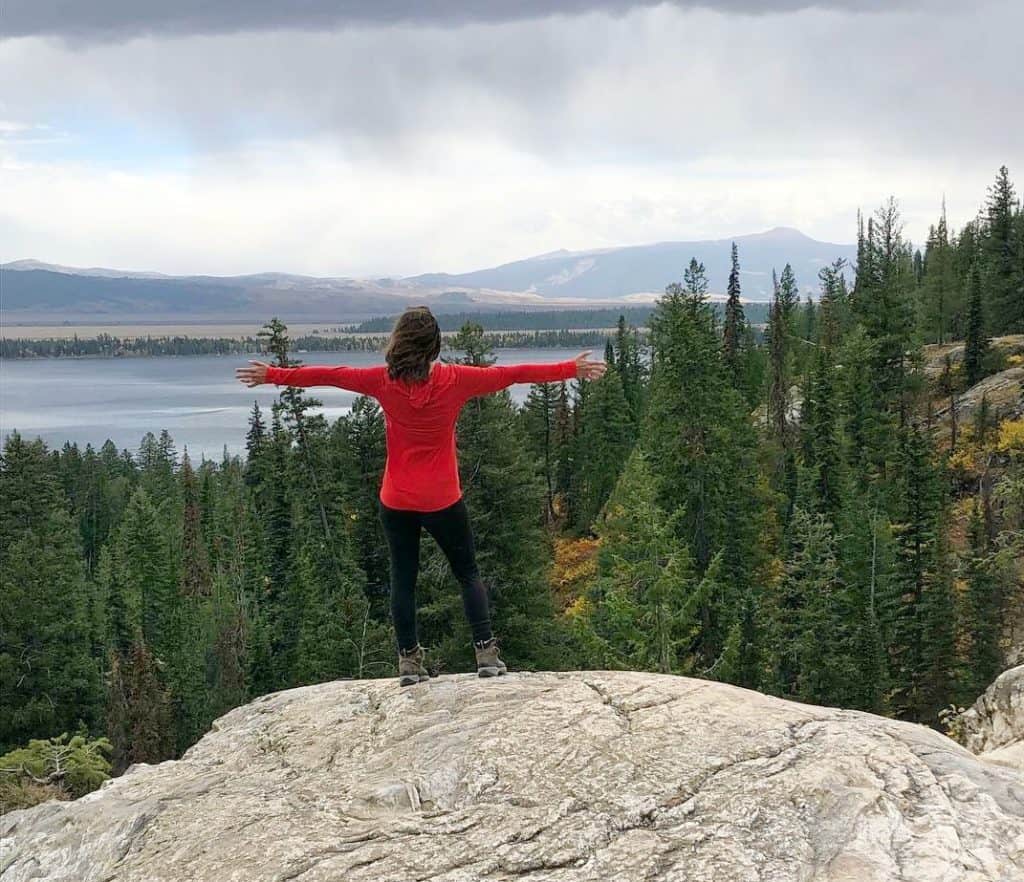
[2,0,1021,277]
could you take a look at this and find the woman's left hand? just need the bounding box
[236,360,270,387]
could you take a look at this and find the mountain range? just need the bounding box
[1,227,856,323]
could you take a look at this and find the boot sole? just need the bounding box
[399,674,430,687]
[477,666,508,678]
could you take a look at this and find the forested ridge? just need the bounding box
[0,328,617,359]
[1,305,776,360]
[2,167,1022,812]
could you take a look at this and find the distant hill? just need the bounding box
[0,227,855,323]
[0,268,415,323]
[410,227,856,301]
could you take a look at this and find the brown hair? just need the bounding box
[385,305,441,383]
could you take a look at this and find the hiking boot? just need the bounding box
[398,643,430,687]
[474,637,508,678]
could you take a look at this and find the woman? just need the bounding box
[236,306,606,686]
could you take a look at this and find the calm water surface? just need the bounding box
[0,349,583,459]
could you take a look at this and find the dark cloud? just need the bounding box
[1,1,1013,170]
[5,0,936,41]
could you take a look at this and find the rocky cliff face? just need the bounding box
[3,671,1023,881]
[957,664,1024,771]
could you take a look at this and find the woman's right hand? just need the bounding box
[573,351,607,381]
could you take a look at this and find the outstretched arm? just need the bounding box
[455,351,606,400]
[236,361,385,396]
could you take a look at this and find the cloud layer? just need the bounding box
[7,0,940,40]
[1,0,1018,278]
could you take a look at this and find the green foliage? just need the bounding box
[105,641,174,772]
[723,242,746,388]
[582,449,718,674]
[0,733,112,813]
[0,434,101,754]
[958,498,1003,700]
[984,166,1023,335]
[522,381,562,524]
[918,203,959,344]
[642,259,767,668]
[569,366,635,530]
[766,508,844,700]
[885,424,950,720]
[963,260,989,387]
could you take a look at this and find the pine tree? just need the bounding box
[852,199,916,426]
[919,200,957,344]
[0,494,101,751]
[341,395,389,615]
[552,381,574,506]
[937,355,959,451]
[963,260,989,387]
[766,278,797,515]
[257,411,301,687]
[802,295,817,347]
[207,576,248,719]
[777,264,800,325]
[571,366,634,530]
[766,507,857,704]
[886,424,944,720]
[137,430,177,503]
[244,401,267,486]
[959,498,1002,700]
[613,314,645,421]
[722,242,747,391]
[817,259,849,350]
[835,492,889,713]
[919,505,956,721]
[565,376,592,531]
[644,261,767,666]
[179,455,213,599]
[1,435,105,752]
[292,531,376,683]
[973,393,995,447]
[259,318,338,554]
[104,641,174,773]
[586,449,718,673]
[603,338,615,368]
[984,165,1022,334]
[110,487,172,652]
[522,381,561,523]
[798,348,844,521]
[202,458,265,710]
[710,618,743,684]
[836,326,885,483]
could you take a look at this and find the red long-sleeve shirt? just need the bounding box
[265,358,578,512]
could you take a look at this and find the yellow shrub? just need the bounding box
[997,418,1024,454]
[550,537,600,610]
[564,596,592,619]
[948,445,981,475]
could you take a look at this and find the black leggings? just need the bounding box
[378,496,492,651]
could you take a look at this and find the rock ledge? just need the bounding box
[2,670,1024,881]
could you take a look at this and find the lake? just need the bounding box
[0,349,584,460]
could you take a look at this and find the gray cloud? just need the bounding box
[0,0,1017,276]
[5,0,941,41]
[1,1,1016,168]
